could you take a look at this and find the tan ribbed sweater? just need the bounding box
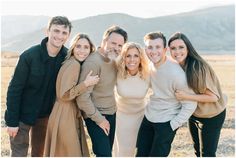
[76,51,117,124]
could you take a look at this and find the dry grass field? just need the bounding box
[1,54,235,157]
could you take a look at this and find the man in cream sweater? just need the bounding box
[76,26,128,157]
[136,32,197,157]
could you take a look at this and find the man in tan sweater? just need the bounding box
[76,26,128,157]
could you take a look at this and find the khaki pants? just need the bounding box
[10,117,48,157]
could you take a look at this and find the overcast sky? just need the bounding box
[1,0,235,20]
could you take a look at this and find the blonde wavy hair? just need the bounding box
[116,42,149,80]
[65,33,95,61]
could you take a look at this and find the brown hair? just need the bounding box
[144,31,167,48]
[102,25,128,43]
[65,33,95,61]
[47,16,72,33]
[168,32,219,94]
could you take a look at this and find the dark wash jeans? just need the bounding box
[85,113,116,157]
[10,117,48,157]
[189,109,226,157]
[136,116,177,157]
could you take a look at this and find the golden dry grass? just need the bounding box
[1,54,235,157]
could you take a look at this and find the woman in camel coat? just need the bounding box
[44,33,99,156]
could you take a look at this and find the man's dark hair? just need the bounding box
[144,31,166,48]
[103,25,128,43]
[47,16,72,33]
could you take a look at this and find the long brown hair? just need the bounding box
[65,33,95,62]
[168,32,218,94]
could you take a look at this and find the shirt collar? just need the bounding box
[40,37,66,63]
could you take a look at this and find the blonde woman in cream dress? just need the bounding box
[113,42,150,157]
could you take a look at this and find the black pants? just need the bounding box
[189,109,226,157]
[136,116,177,157]
[85,113,116,157]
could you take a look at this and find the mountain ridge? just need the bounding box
[1,5,235,54]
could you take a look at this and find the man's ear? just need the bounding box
[164,47,168,52]
[45,28,49,36]
[144,47,147,54]
[166,47,170,52]
[101,38,106,48]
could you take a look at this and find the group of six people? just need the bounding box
[5,16,227,157]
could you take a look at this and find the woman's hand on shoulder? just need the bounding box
[175,89,189,100]
[84,70,100,87]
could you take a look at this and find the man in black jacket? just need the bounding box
[4,16,72,157]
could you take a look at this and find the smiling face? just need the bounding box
[73,38,91,62]
[144,38,167,65]
[47,24,70,49]
[102,32,125,60]
[125,47,141,75]
[169,39,188,66]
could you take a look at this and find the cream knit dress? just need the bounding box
[113,73,150,157]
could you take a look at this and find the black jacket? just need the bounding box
[5,37,67,127]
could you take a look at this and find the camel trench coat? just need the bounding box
[44,57,90,157]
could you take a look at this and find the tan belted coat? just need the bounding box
[44,56,90,157]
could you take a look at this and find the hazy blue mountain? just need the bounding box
[2,15,50,41]
[1,5,235,54]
